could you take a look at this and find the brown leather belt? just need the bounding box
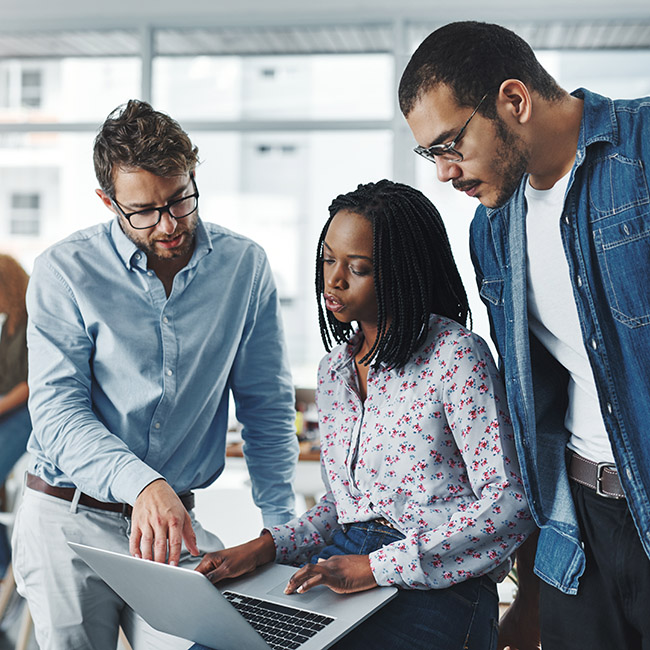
[568,452,625,499]
[26,473,195,516]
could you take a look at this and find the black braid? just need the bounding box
[315,179,471,369]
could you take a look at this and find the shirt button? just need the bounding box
[154,422,161,429]
[147,271,154,277]
[135,253,141,260]
[564,215,569,225]
[627,468,633,480]
[163,316,169,324]
[607,402,612,414]
[591,339,597,350]
[166,369,173,376]
[577,275,582,287]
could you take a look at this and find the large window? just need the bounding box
[1,23,649,383]
[153,54,393,121]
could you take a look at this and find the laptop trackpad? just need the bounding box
[267,580,328,605]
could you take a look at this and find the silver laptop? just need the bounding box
[69,542,397,650]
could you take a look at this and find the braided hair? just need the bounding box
[315,179,470,369]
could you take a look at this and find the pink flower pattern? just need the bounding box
[270,316,534,589]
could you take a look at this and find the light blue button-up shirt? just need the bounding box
[26,217,298,526]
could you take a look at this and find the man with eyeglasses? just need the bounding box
[400,20,650,650]
[13,100,298,650]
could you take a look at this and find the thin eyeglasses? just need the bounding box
[413,90,493,164]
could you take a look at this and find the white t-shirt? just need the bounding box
[525,174,615,463]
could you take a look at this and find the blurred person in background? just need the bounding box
[0,254,31,580]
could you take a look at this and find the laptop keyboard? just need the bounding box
[223,591,335,649]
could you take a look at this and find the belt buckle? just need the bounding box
[596,461,618,499]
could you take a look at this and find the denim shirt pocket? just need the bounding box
[479,277,504,307]
[593,213,650,328]
[479,278,507,358]
[588,153,650,328]
[588,153,650,223]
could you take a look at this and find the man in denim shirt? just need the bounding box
[399,20,650,650]
[13,100,298,650]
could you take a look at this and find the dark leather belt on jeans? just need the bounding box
[568,452,625,499]
[25,472,195,516]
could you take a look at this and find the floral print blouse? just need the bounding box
[270,315,534,589]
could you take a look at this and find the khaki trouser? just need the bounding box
[12,485,224,650]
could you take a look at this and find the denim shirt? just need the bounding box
[469,88,650,594]
[26,217,298,526]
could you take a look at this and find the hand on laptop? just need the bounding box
[284,554,377,595]
[130,478,199,566]
[196,530,277,583]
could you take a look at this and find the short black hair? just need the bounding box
[316,179,470,369]
[399,21,564,118]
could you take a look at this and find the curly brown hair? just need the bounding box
[0,254,29,337]
[93,99,199,197]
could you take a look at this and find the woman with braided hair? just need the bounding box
[191,180,533,650]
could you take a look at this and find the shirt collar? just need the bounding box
[571,87,618,166]
[326,327,394,375]
[110,216,212,272]
[327,329,362,374]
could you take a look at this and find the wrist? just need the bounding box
[253,530,277,566]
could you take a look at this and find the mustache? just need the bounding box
[452,179,480,192]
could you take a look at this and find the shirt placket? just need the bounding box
[340,360,372,506]
[139,264,180,463]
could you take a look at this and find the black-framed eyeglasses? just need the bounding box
[413,90,493,164]
[111,174,199,230]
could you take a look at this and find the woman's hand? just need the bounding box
[284,554,377,595]
[195,530,276,585]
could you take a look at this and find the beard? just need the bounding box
[489,115,530,208]
[122,215,198,261]
[453,115,531,209]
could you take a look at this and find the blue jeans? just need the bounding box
[0,404,31,574]
[190,521,498,650]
